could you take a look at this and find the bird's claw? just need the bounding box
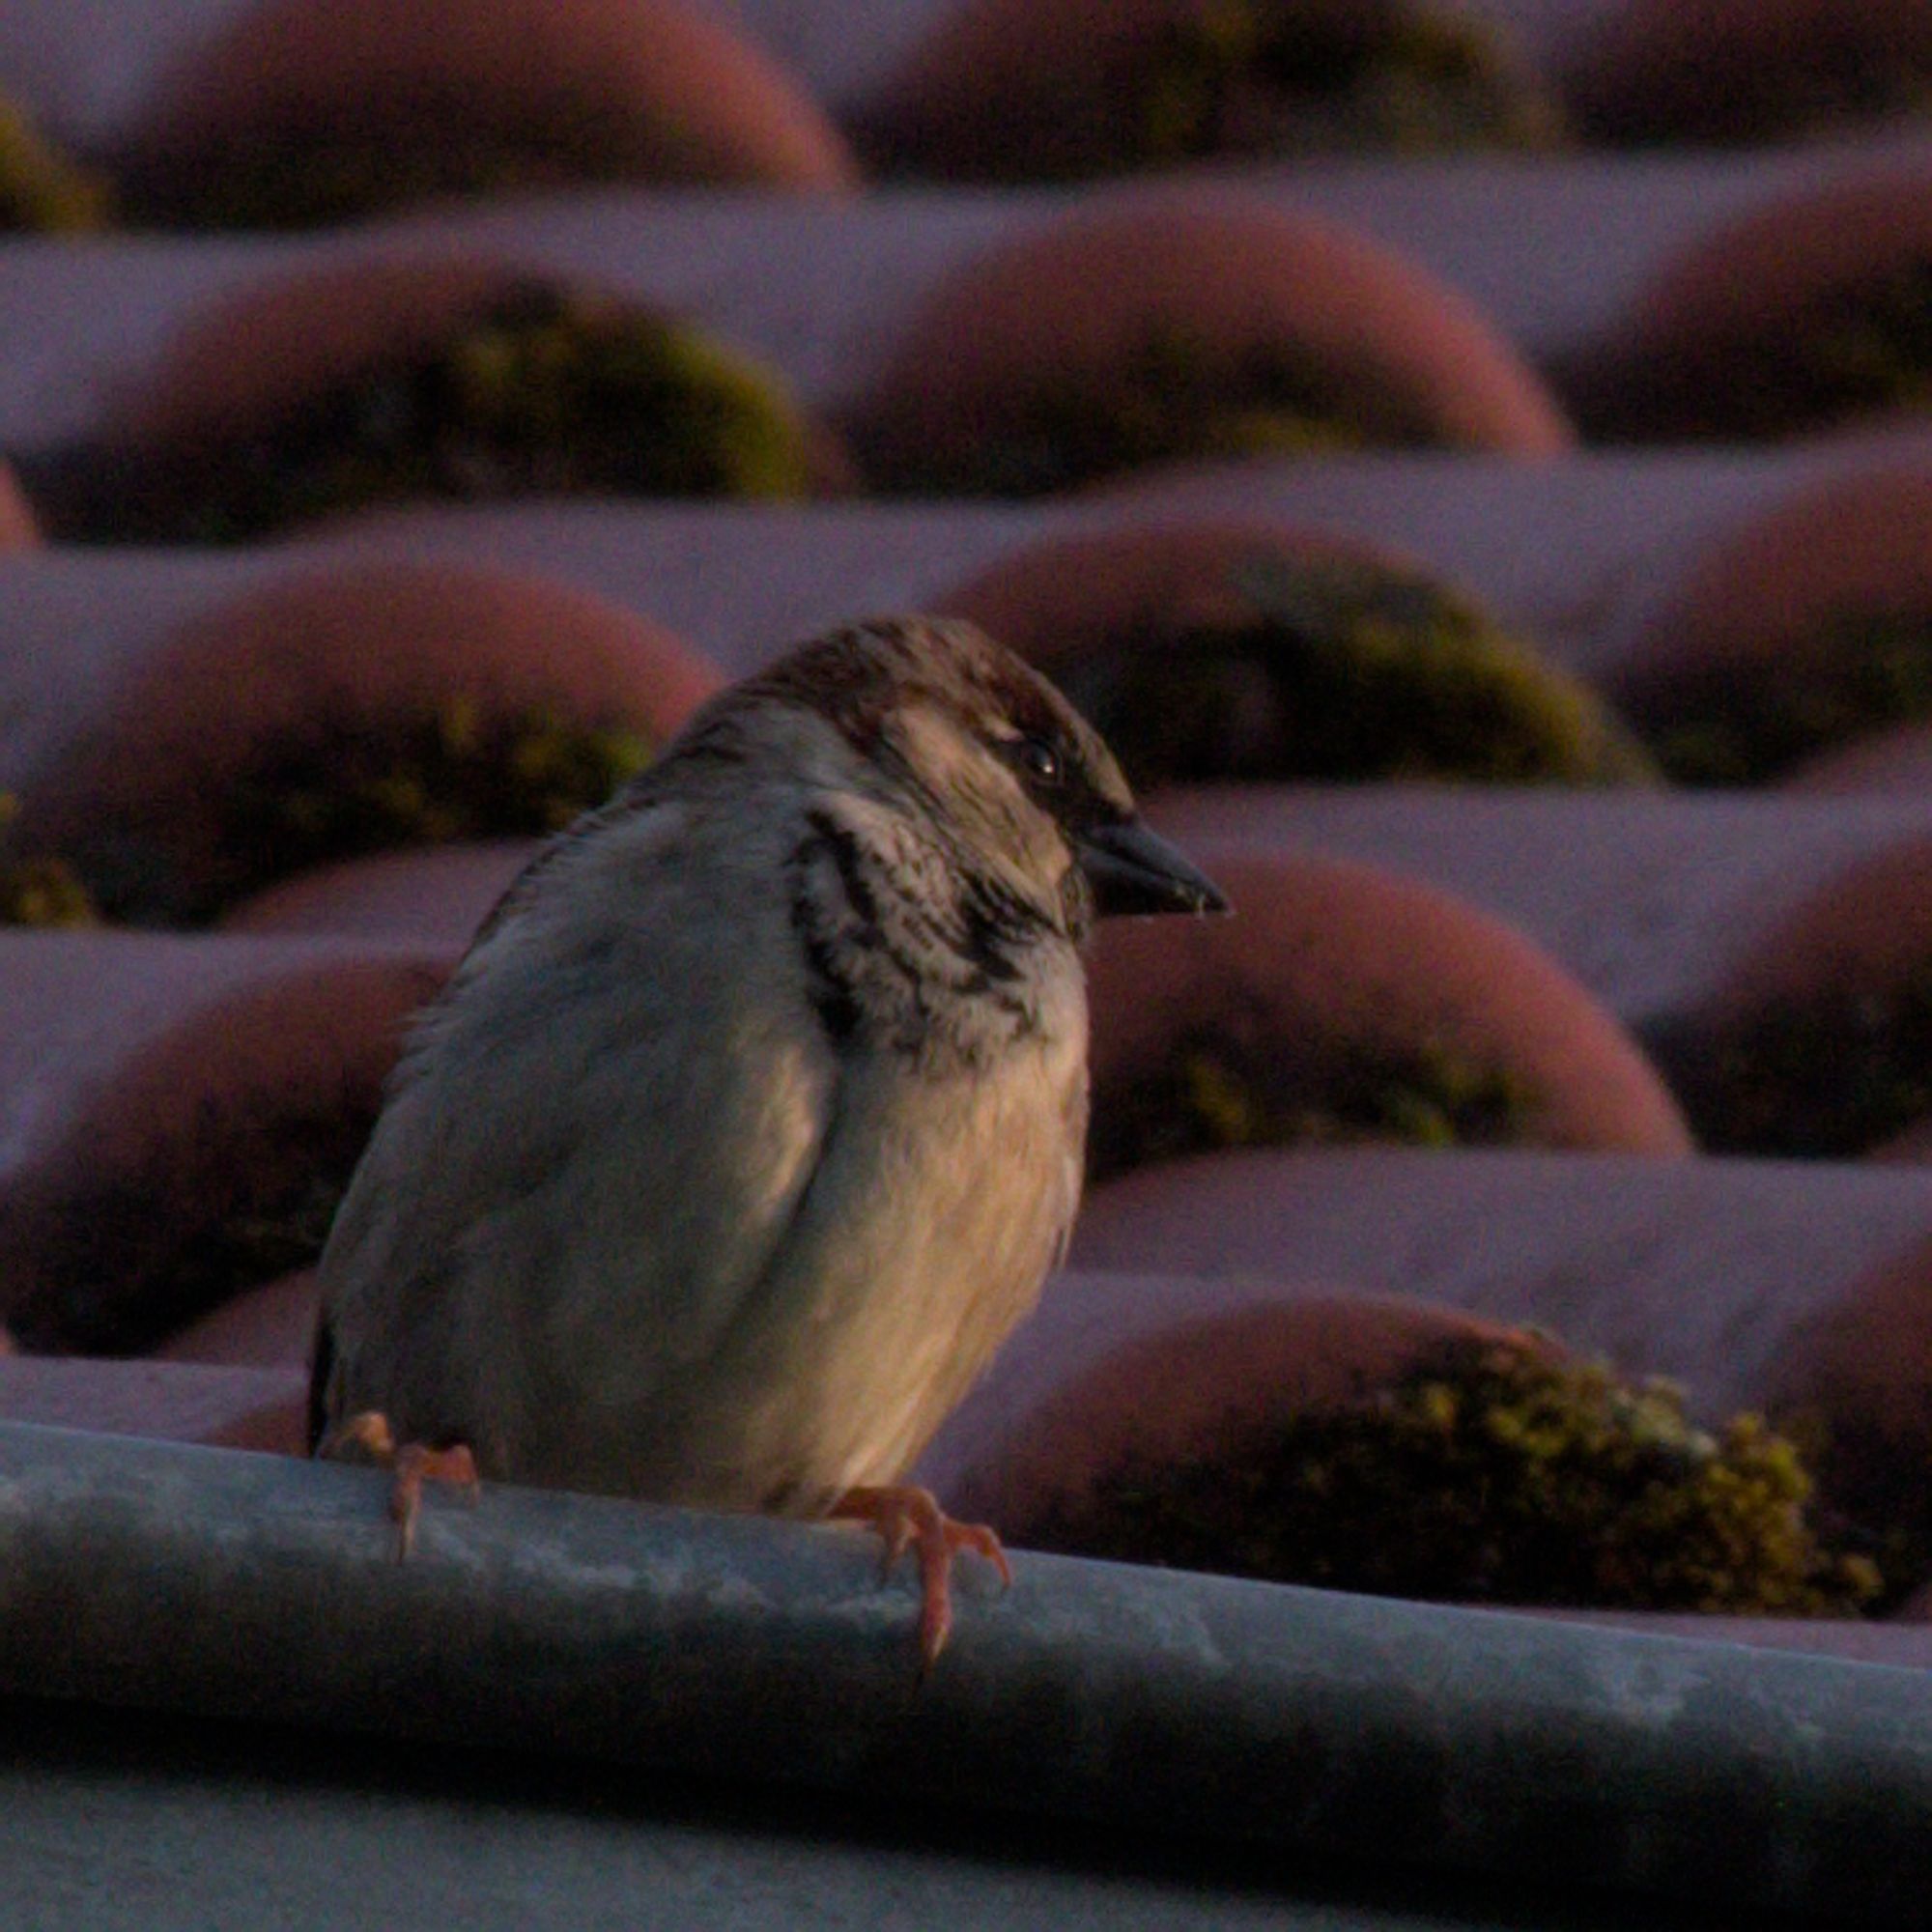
[324,1409,480,1560]
[831,1484,1010,1668]
[387,1440,481,1560]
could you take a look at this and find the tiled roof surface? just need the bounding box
[8,2,1932,1922]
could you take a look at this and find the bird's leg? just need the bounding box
[322,1409,480,1560]
[830,1484,1012,1667]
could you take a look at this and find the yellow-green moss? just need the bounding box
[1580,49,1932,147]
[1793,258,1932,422]
[870,330,1450,497]
[0,94,111,232]
[1577,257,1932,443]
[888,0,1564,181]
[194,699,655,920]
[1066,554,1660,786]
[1090,1027,1533,1182]
[141,1165,354,1351]
[53,285,820,544]
[1645,970,1932,1158]
[7,1103,374,1356]
[0,794,97,926]
[1133,0,1566,165]
[118,94,699,231]
[64,701,653,926]
[1639,607,1932,785]
[1028,1340,1883,1614]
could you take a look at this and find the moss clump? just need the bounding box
[889,0,1564,181]
[5,1102,374,1356]
[1645,970,1932,1159]
[1028,1340,1883,1614]
[0,794,97,926]
[1577,257,1932,444]
[869,329,1457,497]
[1090,1026,1532,1182]
[1744,256,1932,436]
[188,699,653,923]
[1133,0,1566,165]
[1580,47,1932,148]
[0,94,111,232]
[148,1165,355,1349]
[53,285,820,544]
[61,700,651,927]
[1064,554,1660,786]
[0,854,96,926]
[119,98,674,231]
[1638,607,1932,786]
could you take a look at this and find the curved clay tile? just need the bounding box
[0,935,450,1355]
[853,0,1562,181]
[222,840,538,942]
[1786,728,1932,794]
[940,518,1655,785]
[11,558,720,923]
[0,461,38,552]
[156,1269,321,1369]
[0,88,111,231]
[1619,837,1932,1159]
[1759,1229,1932,1571]
[1069,1142,1932,1466]
[0,1355,307,1456]
[115,0,857,224]
[111,255,542,452]
[1557,171,1932,442]
[1692,838,1932,1016]
[43,255,848,541]
[1083,847,1691,1177]
[1610,466,1932,786]
[844,187,1574,495]
[1565,0,1932,145]
[946,516,1388,650]
[925,1284,1538,1532]
[929,1273,1875,1614]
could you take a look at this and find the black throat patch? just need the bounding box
[786,805,1049,1065]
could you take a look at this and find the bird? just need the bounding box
[309,614,1228,1662]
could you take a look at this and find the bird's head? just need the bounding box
[739,615,1229,941]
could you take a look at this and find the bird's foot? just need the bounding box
[830,1484,1011,1668]
[322,1409,480,1560]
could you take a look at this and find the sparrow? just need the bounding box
[309,615,1227,1662]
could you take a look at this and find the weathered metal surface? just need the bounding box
[0,1421,1924,1922]
[0,1696,1758,1932]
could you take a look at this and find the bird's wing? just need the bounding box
[315,795,841,1464]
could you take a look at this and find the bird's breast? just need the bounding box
[682,993,1089,1513]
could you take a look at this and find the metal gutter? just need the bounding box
[1,1420,1923,1922]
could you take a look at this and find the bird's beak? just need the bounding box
[1077,818,1231,919]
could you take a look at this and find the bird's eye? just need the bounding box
[1013,734,1063,784]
